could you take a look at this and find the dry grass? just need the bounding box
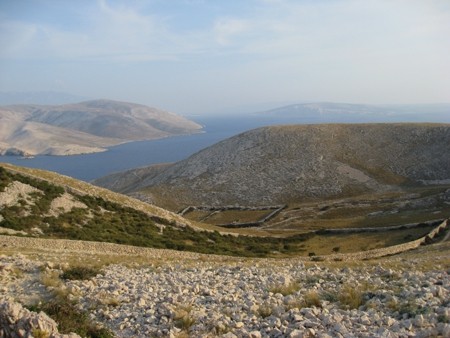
[303,290,322,308]
[96,291,120,308]
[256,303,274,318]
[338,283,371,310]
[41,270,63,288]
[269,281,301,296]
[31,329,50,338]
[173,304,196,331]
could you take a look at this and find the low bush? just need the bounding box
[269,281,300,296]
[31,300,113,338]
[303,290,322,308]
[339,284,365,310]
[61,266,101,280]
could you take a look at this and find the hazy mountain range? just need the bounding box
[0,91,89,105]
[0,99,202,156]
[258,102,450,123]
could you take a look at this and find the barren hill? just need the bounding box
[94,123,450,209]
[0,99,202,156]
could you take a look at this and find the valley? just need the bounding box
[2,161,448,259]
[1,122,450,338]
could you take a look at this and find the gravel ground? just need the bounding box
[1,240,449,338]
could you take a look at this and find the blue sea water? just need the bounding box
[0,115,287,181]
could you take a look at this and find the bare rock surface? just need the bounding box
[0,181,41,208]
[47,193,88,217]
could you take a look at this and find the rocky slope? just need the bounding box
[1,238,449,338]
[0,99,202,156]
[94,123,450,209]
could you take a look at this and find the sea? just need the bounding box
[0,114,301,181]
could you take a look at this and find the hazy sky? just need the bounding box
[1,0,449,114]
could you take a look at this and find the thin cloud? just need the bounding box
[1,0,192,62]
[0,0,449,108]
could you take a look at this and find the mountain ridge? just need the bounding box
[0,99,202,156]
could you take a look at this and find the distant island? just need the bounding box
[0,99,202,156]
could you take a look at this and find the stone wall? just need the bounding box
[179,204,286,228]
[0,219,448,263]
[317,219,449,261]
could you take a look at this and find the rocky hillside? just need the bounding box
[94,123,450,209]
[0,163,347,258]
[0,99,202,156]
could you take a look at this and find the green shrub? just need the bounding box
[32,300,113,338]
[61,266,101,280]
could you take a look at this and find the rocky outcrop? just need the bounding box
[0,300,80,338]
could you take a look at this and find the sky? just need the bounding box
[1,0,450,115]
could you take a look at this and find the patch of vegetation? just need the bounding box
[31,329,49,338]
[28,300,113,338]
[0,168,64,230]
[338,284,366,310]
[304,275,321,286]
[28,269,113,338]
[0,166,12,191]
[303,290,322,308]
[96,292,120,308]
[397,299,432,318]
[61,266,101,280]
[438,315,450,323]
[41,270,63,288]
[173,304,196,331]
[269,281,300,296]
[321,290,339,303]
[284,298,304,311]
[0,167,319,257]
[256,303,274,318]
[3,165,440,258]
